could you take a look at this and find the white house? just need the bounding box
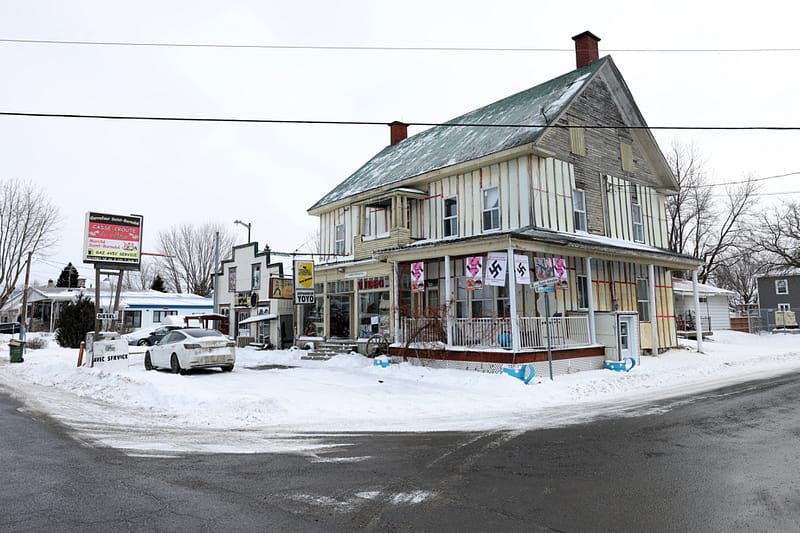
[672,278,734,333]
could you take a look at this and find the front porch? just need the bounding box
[393,315,605,374]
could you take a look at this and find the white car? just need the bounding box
[144,328,235,374]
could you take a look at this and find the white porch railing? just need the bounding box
[399,316,591,350]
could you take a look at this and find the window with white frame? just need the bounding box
[443,196,458,237]
[334,224,345,255]
[573,189,587,232]
[153,309,178,323]
[482,186,500,232]
[363,204,390,239]
[577,275,589,309]
[778,303,790,312]
[636,278,650,321]
[776,279,788,295]
[631,202,644,242]
[251,264,261,290]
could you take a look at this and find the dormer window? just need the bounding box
[363,200,391,240]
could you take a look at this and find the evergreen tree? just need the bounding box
[56,262,80,288]
[151,274,167,292]
[55,295,95,348]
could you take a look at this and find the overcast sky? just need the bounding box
[2,0,799,285]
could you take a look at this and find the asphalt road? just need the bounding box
[2,372,800,532]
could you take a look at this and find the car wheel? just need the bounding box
[221,365,234,372]
[138,339,150,346]
[170,354,185,375]
[144,352,153,371]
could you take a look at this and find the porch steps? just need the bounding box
[301,340,359,360]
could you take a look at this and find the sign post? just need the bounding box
[533,277,559,380]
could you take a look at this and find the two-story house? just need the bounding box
[215,242,294,348]
[756,271,800,330]
[305,32,702,374]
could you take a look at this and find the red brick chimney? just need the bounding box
[572,31,601,69]
[389,121,408,145]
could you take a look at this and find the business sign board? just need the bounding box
[270,277,294,299]
[294,290,316,305]
[294,261,314,290]
[83,212,143,269]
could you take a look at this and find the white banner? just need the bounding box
[485,252,507,287]
[514,255,531,285]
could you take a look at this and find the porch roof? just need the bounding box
[373,225,702,270]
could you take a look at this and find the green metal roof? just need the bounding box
[309,57,609,212]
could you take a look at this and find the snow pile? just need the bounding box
[0,331,798,452]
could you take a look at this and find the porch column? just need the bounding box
[507,247,520,351]
[393,260,400,344]
[585,257,596,344]
[444,255,453,346]
[692,270,703,352]
[648,264,659,356]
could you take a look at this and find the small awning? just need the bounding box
[239,313,277,325]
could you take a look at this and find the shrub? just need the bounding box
[25,337,48,350]
[55,295,96,348]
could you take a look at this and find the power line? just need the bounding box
[2,38,800,53]
[3,111,800,131]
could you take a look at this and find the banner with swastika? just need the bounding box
[485,252,507,287]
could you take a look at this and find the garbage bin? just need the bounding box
[9,341,25,363]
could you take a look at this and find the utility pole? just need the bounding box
[20,251,32,327]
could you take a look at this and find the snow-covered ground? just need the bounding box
[1,330,798,456]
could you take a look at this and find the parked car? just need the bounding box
[128,325,183,346]
[144,328,235,374]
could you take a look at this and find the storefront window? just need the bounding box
[358,289,390,338]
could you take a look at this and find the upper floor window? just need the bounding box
[334,224,345,255]
[636,278,650,321]
[363,205,390,238]
[573,189,587,232]
[251,264,261,290]
[631,202,644,242]
[621,141,634,172]
[569,121,586,156]
[776,279,788,295]
[228,267,237,292]
[778,303,791,311]
[482,186,500,232]
[443,196,458,237]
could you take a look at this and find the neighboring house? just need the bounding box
[0,289,25,324]
[22,285,213,333]
[672,278,735,333]
[305,31,701,374]
[214,242,294,348]
[756,271,800,330]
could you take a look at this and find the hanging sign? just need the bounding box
[553,257,568,290]
[410,261,425,293]
[294,261,314,290]
[485,252,507,287]
[534,257,553,280]
[514,255,531,285]
[466,256,483,291]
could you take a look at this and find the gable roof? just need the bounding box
[309,57,609,212]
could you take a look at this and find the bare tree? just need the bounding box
[123,257,160,291]
[666,141,760,282]
[157,223,234,296]
[754,200,800,270]
[0,179,61,308]
[712,245,767,305]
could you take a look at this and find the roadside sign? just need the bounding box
[96,312,118,320]
[534,284,556,293]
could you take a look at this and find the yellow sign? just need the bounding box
[294,261,314,290]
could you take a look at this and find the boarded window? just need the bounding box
[621,141,634,171]
[569,121,586,156]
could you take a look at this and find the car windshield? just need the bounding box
[183,329,224,339]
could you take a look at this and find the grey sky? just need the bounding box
[2,0,798,285]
